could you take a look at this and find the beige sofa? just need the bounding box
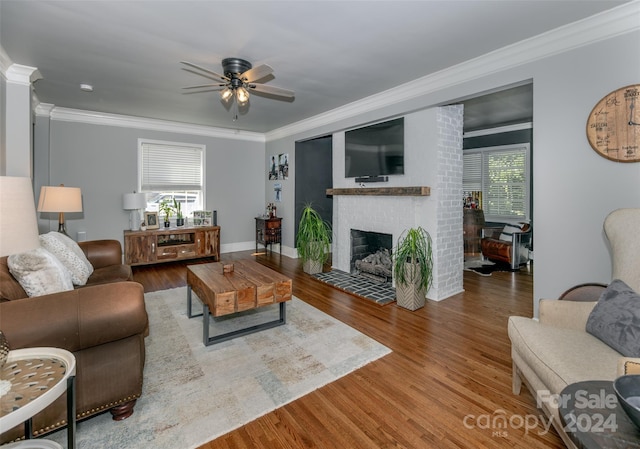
[508,208,640,448]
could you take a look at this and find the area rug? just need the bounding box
[313,269,396,305]
[464,258,512,276]
[48,287,391,449]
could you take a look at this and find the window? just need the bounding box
[138,139,205,219]
[463,144,529,221]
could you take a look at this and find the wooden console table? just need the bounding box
[124,225,220,266]
[255,217,282,253]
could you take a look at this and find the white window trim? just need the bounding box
[137,138,206,205]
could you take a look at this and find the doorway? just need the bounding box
[294,135,333,239]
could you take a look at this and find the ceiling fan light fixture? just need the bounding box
[220,87,234,102]
[236,86,250,105]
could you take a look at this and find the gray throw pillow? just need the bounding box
[586,279,640,357]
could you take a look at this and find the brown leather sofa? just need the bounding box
[0,239,148,442]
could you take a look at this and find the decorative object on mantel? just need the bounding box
[37,184,83,236]
[393,227,433,311]
[296,204,332,275]
[586,84,640,162]
[326,186,430,196]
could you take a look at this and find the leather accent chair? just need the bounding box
[0,239,148,443]
[480,222,532,270]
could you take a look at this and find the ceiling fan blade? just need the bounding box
[241,64,273,83]
[182,83,226,89]
[249,83,295,98]
[180,61,229,82]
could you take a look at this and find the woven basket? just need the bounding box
[395,262,427,311]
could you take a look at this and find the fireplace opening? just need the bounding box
[350,229,393,284]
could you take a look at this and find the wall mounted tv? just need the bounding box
[345,117,404,178]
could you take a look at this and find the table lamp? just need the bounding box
[123,192,147,231]
[37,185,83,236]
[0,176,41,257]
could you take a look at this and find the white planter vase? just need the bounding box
[303,258,323,275]
[395,262,427,311]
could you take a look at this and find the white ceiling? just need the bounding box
[0,1,628,134]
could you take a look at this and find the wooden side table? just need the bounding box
[559,380,640,449]
[0,348,76,449]
[255,217,282,254]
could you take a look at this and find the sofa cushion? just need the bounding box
[0,256,28,301]
[8,247,74,297]
[85,264,133,286]
[509,316,620,395]
[39,232,94,285]
[586,279,640,357]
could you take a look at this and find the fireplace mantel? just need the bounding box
[326,186,430,196]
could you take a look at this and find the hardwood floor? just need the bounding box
[133,252,563,449]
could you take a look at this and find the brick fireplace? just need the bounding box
[329,106,464,301]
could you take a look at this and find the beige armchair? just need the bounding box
[508,208,640,449]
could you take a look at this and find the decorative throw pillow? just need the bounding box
[8,247,74,297]
[39,232,93,285]
[499,224,524,242]
[586,279,640,357]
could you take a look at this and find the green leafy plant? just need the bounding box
[173,197,183,219]
[393,227,433,292]
[295,204,332,268]
[158,199,175,222]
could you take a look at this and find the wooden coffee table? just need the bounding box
[186,259,292,345]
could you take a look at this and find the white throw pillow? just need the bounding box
[8,247,74,297]
[499,224,524,242]
[39,232,94,285]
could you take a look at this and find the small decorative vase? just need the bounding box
[176,218,185,227]
[164,221,171,228]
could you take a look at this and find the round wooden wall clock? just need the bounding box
[586,84,640,162]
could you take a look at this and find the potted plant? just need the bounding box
[295,204,332,274]
[158,199,175,227]
[393,227,433,311]
[173,197,184,226]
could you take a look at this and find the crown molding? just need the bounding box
[5,64,41,86]
[265,1,640,142]
[463,122,533,138]
[47,107,265,142]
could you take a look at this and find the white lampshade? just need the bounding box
[37,185,83,235]
[123,192,147,210]
[0,176,40,257]
[37,186,83,213]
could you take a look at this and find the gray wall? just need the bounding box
[0,74,5,174]
[265,30,640,316]
[35,119,265,250]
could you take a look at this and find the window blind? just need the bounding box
[140,142,203,191]
[463,145,528,220]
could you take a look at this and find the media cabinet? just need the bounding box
[124,225,220,266]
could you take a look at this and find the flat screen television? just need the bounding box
[345,117,404,178]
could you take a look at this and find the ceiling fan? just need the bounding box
[181,58,294,118]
